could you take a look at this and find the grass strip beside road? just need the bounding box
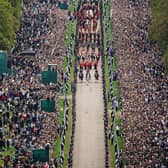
[53,98,72,168]
[63,100,72,168]
[53,99,64,158]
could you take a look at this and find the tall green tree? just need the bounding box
[0,0,21,52]
[8,0,21,20]
[149,0,168,70]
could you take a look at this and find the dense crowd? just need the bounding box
[111,0,168,167]
[0,0,68,167]
[1,0,167,167]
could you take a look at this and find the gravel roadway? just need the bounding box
[73,64,105,168]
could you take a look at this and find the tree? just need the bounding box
[0,0,20,51]
[8,0,21,20]
[149,0,168,70]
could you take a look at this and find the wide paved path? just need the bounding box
[73,64,105,168]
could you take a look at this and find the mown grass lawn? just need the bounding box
[63,100,72,168]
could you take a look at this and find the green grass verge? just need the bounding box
[63,100,72,168]
[53,98,72,168]
[53,136,61,158]
[58,99,65,124]
[53,99,64,158]
[109,141,116,168]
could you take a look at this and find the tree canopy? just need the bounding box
[149,0,168,70]
[0,0,21,52]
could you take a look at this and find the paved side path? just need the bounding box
[73,64,105,168]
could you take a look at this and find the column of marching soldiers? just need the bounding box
[76,0,101,82]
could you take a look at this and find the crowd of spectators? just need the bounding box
[111,0,168,167]
[2,0,167,167]
[0,0,68,167]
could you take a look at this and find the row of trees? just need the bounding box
[149,0,168,70]
[0,0,21,52]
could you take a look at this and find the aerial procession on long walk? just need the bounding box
[0,0,168,168]
[73,0,107,168]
